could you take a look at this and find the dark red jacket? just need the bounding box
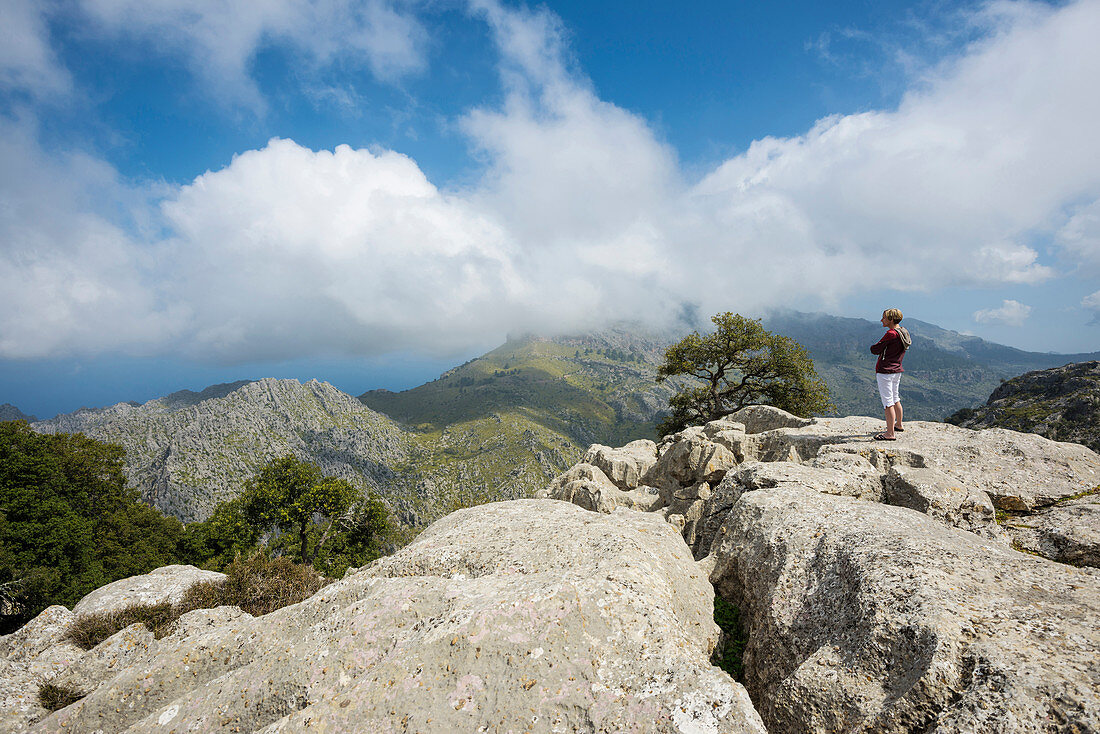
[870,329,905,374]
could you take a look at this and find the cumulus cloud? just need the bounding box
[77,0,428,110]
[973,299,1032,326]
[3,0,1100,362]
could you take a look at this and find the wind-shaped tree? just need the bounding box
[656,312,833,435]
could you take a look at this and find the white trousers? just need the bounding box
[876,373,901,408]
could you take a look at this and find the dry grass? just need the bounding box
[65,554,331,650]
[37,682,86,712]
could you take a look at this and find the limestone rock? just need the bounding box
[72,565,226,618]
[582,439,658,490]
[21,501,765,734]
[747,417,1100,511]
[0,607,80,733]
[726,405,813,434]
[709,486,1100,733]
[692,462,877,558]
[885,466,1003,540]
[645,432,739,487]
[1004,493,1100,567]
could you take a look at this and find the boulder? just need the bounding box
[725,405,812,434]
[709,486,1100,733]
[539,463,660,512]
[72,565,226,618]
[691,461,878,559]
[582,439,658,490]
[645,433,739,488]
[885,466,1003,540]
[20,501,765,734]
[1004,492,1100,567]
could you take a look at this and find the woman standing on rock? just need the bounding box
[870,308,909,441]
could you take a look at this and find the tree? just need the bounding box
[238,456,361,565]
[0,421,182,631]
[656,313,833,435]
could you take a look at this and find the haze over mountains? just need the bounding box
[16,312,1100,526]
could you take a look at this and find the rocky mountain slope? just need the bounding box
[24,316,1096,527]
[0,404,36,422]
[33,379,415,523]
[947,360,1100,453]
[4,415,1099,732]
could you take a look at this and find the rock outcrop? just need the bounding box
[1002,493,1100,566]
[2,501,765,734]
[71,566,226,618]
[544,407,1100,732]
[545,406,1100,558]
[709,486,1100,733]
[949,360,1100,453]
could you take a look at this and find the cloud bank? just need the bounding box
[2,0,1099,362]
[973,299,1032,327]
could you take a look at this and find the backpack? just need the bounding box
[896,325,912,350]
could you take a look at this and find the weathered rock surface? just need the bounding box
[709,486,1100,733]
[884,465,1002,540]
[547,408,1100,562]
[582,439,658,490]
[72,565,226,618]
[9,501,764,734]
[0,606,80,733]
[726,405,813,434]
[539,462,662,512]
[1004,492,1100,567]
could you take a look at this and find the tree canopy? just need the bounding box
[0,421,182,632]
[656,313,833,434]
[179,455,393,577]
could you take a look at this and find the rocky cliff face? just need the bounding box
[0,404,36,423]
[33,379,414,522]
[948,360,1100,453]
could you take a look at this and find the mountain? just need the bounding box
[0,404,37,422]
[946,361,1100,453]
[33,379,414,523]
[759,311,1100,420]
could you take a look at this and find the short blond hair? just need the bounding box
[883,308,903,325]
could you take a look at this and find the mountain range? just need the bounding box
[15,312,1099,526]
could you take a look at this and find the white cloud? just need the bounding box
[3,0,1100,361]
[77,0,428,110]
[1056,199,1100,276]
[973,299,1032,326]
[0,0,71,97]
[1083,290,1100,324]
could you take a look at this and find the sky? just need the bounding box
[2,0,1098,419]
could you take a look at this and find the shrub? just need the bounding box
[37,682,86,712]
[65,601,176,649]
[64,554,330,650]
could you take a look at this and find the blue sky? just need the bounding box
[2,0,1098,418]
